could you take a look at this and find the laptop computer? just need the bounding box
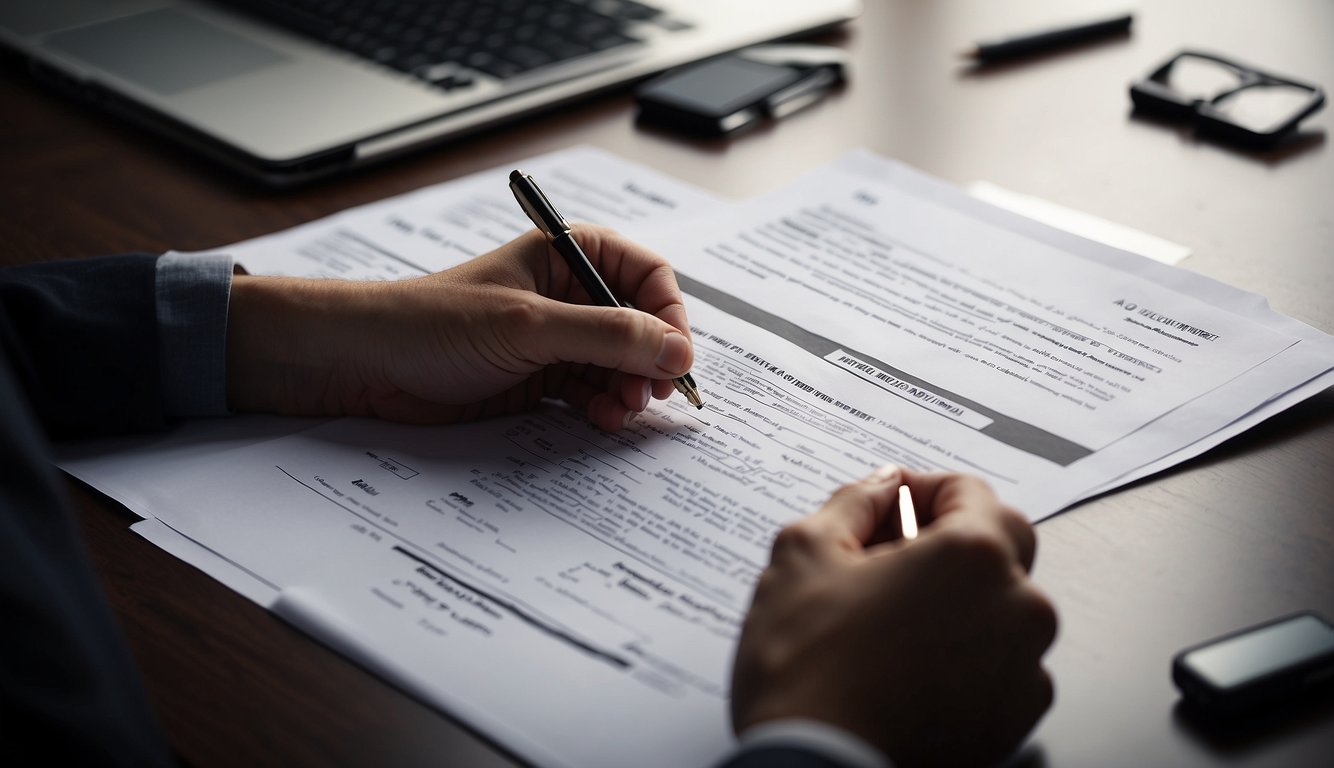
[0,0,859,186]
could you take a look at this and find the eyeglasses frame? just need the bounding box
[1130,50,1326,148]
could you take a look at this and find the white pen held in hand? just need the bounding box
[898,484,918,541]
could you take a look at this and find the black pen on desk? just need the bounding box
[961,11,1133,62]
[508,169,706,410]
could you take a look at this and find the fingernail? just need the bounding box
[866,463,899,483]
[637,379,652,412]
[656,331,690,374]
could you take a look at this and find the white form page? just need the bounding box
[58,147,1334,768]
[662,158,1297,457]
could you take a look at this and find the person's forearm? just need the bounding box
[226,274,382,416]
[224,228,695,429]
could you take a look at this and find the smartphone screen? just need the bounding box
[636,56,805,134]
[1175,612,1334,710]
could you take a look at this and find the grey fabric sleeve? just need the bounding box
[155,251,235,418]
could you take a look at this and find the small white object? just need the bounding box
[898,484,918,541]
[968,181,1192,265]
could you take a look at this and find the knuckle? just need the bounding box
[745,629,794,681]
[935,525,1011,573]
[998,504,1030,532]
[996,668,1056,746]
[643,250,674,275]
[825,481,872,507]
[1034,667,1056,714]
[578,222,671,269]
[771,521,820,557]
[952,472,996,498]
[1000,504,1037,562]
[598,308,652,346]
[573,222,617,241]
[1021,586,1060,648]
[1000,504,1035,538]
[499,293,546,335]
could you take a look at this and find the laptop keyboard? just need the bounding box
[226,0,670,90]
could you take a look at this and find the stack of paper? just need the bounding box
[58,147,1334,768]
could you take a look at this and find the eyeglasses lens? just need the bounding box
[1160,57,1244,100]
[1212,84,1315,134]
[1160,56,1316,136]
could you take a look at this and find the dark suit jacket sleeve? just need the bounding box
[0,254,166,438]
[718,745,858,768]
[0,257,176,764]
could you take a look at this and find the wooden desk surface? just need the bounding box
[4,2,1332,766]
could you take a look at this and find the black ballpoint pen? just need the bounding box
[508,169,706,410]
[962,11,1133,62]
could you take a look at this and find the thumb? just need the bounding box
[520,299,693,379]
[807,464,904,551]
[771,464,903,569]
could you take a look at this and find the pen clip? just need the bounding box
[509,170,570,239]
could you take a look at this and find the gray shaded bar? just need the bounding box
[677,273,1094,466]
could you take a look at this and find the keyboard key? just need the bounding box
[505,45,554,71]
[226,0,665,88]
[466,51,524,79]
[589,33,637,52]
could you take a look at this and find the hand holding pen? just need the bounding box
[228,179,700,430]
[730,464,1056,766]
[510,170,706,411]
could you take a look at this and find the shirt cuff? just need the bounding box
[731,719,893,768]
[155,251,235,418]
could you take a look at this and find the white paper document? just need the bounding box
[57,147,1333,768]
[223,145,727,280]
[656,151,1332,507]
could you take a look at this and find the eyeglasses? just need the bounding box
[1130,50,1326,148]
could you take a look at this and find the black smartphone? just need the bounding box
[635,53,839,136]
[1172,612,1334,714]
